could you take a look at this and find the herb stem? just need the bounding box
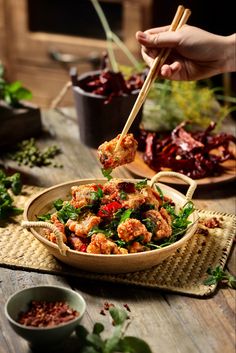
[90,0,118,72]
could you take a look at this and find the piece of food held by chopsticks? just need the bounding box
[98,5,191,173]
[98,133,138,170]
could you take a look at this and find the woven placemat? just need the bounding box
[0,186,235,296]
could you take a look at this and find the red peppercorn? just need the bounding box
[18,300,79,327]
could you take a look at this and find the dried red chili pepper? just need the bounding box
[97,201,122,218]
[139,122,236,179]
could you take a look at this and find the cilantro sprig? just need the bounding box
[101,168,113,181]
[76,306,152,353]
[204,265,236,288]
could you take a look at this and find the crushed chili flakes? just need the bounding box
[18,300,79,327]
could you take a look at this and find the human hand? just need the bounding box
[136,25,236,80]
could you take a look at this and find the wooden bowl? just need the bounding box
[23,172,199,274]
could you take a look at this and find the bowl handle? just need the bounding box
[149,171,197,200]
[21,221,69,256]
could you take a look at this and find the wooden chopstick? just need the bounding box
[115,5,191,150]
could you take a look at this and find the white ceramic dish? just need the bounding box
[23,171,199,274]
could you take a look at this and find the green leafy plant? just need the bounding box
[76,306,152,353]
[0,170,23,221]
[143,80,236,132]
[204,265,236,288]
[0,62,32,108]
[90,0,142,73]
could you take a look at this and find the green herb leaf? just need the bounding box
[93,322,104,335]
[120,336,152,353]
[86,333,104,350]
[91,187,103,201]
[142,218,156,234]
[0,170,23,220]
[101,168,113,181]
[155,185,164,200]
[109,306,128,326]
[53,198,64,211]
[119,190,128,200]
[204,265,236,288]
[119,209,133,224]
[37,213,51,222]
[56,202,80,223]
[104,325,122,353]
[135,179,148,190]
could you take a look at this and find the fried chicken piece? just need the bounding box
[102,178,146,209]
[143,208,172,240]
[70,183,102,209]
[140,185,162,209]
[46,213,67,243]
[117,218,152,243]
[98,133,138,170]
[87,233,127,254]
[66,213,101,238]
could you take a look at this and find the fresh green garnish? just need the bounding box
[56,202,81,224]
[53,198,64,211]
[155,185,164,200]
[142,218,157,234]
[91,187,103,201]
[115,239,127,247]
[0,170,23,221]
[135,179,148,190]
[0,62,32,107]
[204,265,236,288]
[101,168,113,181]
[88,226,112,238]
[163,201,194,237]
[37,213,51,222]
[119,209,133,224]
[119,190,128,200]
[76,305,152,353]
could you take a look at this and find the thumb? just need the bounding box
[136,30,180,48]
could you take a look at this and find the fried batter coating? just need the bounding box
[66,213,101,238]
[87,233,127,254]
[47,213,67,243]
[117,218,152,243]
[71,183,101,208]
[144,208,172,240]
[98,133,138,170]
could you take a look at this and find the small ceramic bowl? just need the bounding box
[4,285,86,349]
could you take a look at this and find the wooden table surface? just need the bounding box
[0,108,235,353]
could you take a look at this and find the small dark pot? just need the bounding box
[0,102,42,150]
[72,71,142,148]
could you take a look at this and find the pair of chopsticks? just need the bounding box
[115,5,191,150]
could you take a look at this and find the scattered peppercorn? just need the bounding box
[8,138,62,168]
[18,300,79,327]
[123,303,131,312]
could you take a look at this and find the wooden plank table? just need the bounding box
[0,108,235,353]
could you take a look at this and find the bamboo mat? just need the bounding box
[0,185,235,296]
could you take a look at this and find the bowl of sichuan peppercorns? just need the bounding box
[4,285,86,348]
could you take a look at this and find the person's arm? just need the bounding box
[136,25,236,80]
